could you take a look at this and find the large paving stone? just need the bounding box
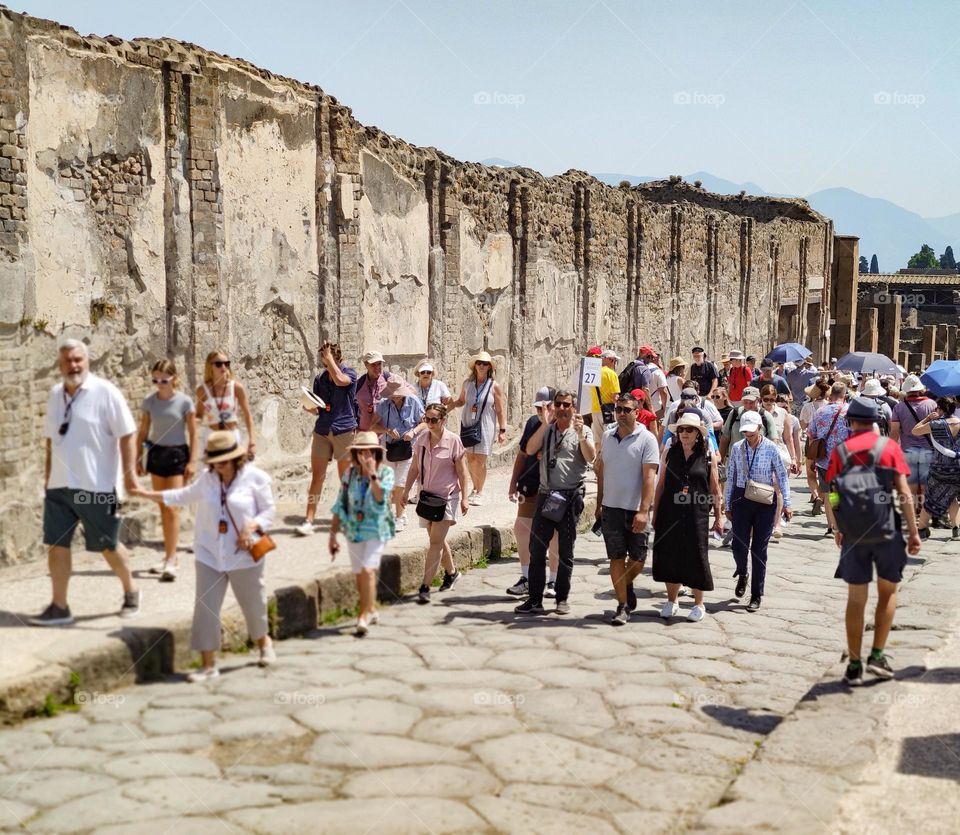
[226,763,342,786]
[227,797,485,833]
[517,688,615,735]
[614,766,730,811]
[528,667,608,690]
[27,791,167,834]
[140,708,218,736]
[394,669,540,691]
[46,723,143,750]
[295,698,421,736]
[500,782,637,815]
[552,634,632,658]
[123,776,281,815]
[92,817,232,835]
[470,795,620,834]
[308,733,470,768]
[147,692,235,710]
[414,645,493,669]
[353,654,424,676]
[605,684,683,708]
[617,704,707,734]
[0,799,34,830]
[668,658,751,683]
[487,648,584,672]
[102,752,221,779]
[99,732,211,753]
[4,745,102,770]
[402,687,521,715]
[211,715,309,742]
[341,764,500,797]
[473,732,624,785]
[411,714,524,747]
[759,710,878,770]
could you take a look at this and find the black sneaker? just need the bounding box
[811,497,823,517]
[554,600,571,616]
[626,585,637,612]
[439,570,461,592]
[746,596,761,612]
[952,526,960,541]
[417,584,431,605]
[119,590,141,619]
[867,653,895,680]
[611,605,629,626]
[28,602,74,627]
[506,576,529,596]
[843,660,864,686]
[823,526,835,537]
[514,599,545,615]
[919,527,931,541]
[735,574,748,599]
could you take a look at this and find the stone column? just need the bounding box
[856,307,878,352]
[876,291,901,361]
[945,324,958,360]
[831,235,859,358]
[921,325,937,369]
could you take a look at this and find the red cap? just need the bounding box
[630,388,649,404]
[586,346,603,357]
[638,345,656,357]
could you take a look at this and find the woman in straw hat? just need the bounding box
[665,356,687,404]
[329,432,396,635]
[133,431,276,681]
[651,411,722,622]
[451,351,506,506]
[370,377,425,532]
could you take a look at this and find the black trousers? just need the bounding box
[528,492,581,604]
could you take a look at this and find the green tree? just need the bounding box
[907,244,939,270]
[869,254,879,273]
[940,245,957,270]
[859,255,869,273]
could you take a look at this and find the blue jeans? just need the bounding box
[730,486,777,599]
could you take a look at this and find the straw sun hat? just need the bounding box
[204,431,246,464]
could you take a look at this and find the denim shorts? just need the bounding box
[600,506,648,561]
[43,488,121,552]
[904,448,934,487]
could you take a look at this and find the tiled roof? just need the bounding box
[858,273,960,286]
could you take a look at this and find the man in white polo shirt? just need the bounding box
[595,391,660,625]
[29,339,141,626]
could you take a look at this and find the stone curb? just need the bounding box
[691,534,958,832]
[0,494,597,723]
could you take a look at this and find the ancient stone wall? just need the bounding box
[0,6,833,563]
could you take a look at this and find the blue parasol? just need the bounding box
[920,360,960,397]
[835,352,899,376]
[765,343,811,363]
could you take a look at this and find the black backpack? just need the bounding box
[618,360,651,393]
[831,437,897,545]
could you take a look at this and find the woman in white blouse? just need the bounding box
[134,431,276,681]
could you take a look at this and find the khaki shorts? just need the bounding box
[312,430,356,463]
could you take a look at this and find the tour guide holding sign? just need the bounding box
[577,347,620,451]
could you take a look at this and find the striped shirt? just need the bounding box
[724,437,791,509]
[330,465,395,543]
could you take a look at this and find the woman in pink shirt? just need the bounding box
[402,403,469,605]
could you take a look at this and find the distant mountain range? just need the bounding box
[481,159,957,272]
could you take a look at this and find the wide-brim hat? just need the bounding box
[668,411,708,438]
[861,379,884,397]
[204,430,247,464]
[804,381,827,400]
[469,351,496,372]
[382,376,418,400]
[667,356,687,373]
[728,350,745,360]
[349,431,382,451]
[902,374,925,394]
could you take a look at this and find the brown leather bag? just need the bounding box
[805,404,843,461]
[224,503,276,562]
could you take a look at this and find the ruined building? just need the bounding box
[0,7,844,562]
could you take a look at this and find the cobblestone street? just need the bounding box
[2,512,955,833]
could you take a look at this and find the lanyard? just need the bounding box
[60,385,85,432]
[418,384,430,407]
[744,441,759,478]
[219,477,234,533]
[473,379,489,408]
[547,425,568,469]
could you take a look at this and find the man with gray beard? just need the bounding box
[29,339,141,625]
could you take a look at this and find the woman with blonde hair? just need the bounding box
[196,350,256,458]
[451,351,506,506]
[136,359,197,580]
[133,431,276,681]
[413,359,452,409]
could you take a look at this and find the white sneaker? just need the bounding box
[160,564,179,582]
[468,492,483,506]
[395,514,407,532]
[661,600,680,619]
[355,617,368,637]
[368,611,380,625]
[294,521,315,537]
[687,605,706,622]
[186,667,220,683]
[258,638,276,667]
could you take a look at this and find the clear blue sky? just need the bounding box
[13,0,960,217]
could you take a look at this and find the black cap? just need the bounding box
[760,358,774,369]
[846,396,880,422]
[746,355,756,362]
[691,346,705,354]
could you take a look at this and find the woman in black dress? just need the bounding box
[652,411,723,621]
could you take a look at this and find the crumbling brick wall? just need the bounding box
[0,6,833,564]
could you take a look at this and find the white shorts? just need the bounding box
[347,539,385,574]
[386,457,412,487]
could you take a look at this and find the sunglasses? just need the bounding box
[152,378,173,385]
[677,426,698,434]
[762,397,776,403]
[614,406,635,414]
[711,394,724,400]
[213,360,231,368]
[553,401,574,409]
[418,371,433,375]
[424,416,442,424]
[475,361,490,366]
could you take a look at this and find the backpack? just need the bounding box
[618,360,651,393]
[830,437,897,545]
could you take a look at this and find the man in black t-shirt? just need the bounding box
[506,386,559,597]
[689,346,719,397]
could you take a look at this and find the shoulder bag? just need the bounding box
[385,403,413,461]
[460,380,491,448]
[805,404,842,461]
[415,444,448,522]
[902,398,934,450]
[223,491,276,562]
[742,441,775,505]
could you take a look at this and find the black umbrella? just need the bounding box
[835,352,899,375]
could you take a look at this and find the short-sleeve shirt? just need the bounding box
[375,396,424,438]
[45,373,137,493]
[600,423,659,510]
[539,424,588,491]
[142,391,194,446]
[757,373,792,397]
[726,366,753,402]
[689,361,718,394]
[721,406,778,446]
[356,372,390,431]
[415,379,451,410]
[313,365,358,436]
[786,367,819,401]
[637,409,658,430]
[331,465,395,543]
[516,415,544,496]
[891,396,938,451]
[413,429,465,497]
[825,430,910,483]
[590,366,621,412]
[646,364,668,411]
[808,402,850,468]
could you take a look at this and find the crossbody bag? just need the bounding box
[903,398,934,451]
[805,404,842,461]
[415,444,449,522]
[460,381,491,448]
[222,484,276,561]
[742,441,775,505]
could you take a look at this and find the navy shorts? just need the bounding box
[601,506,648,561]
[834,537,907,585]
[43,488,121,552]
